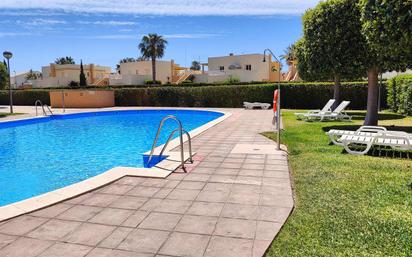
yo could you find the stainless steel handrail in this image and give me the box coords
[34,100,54,116]
[147,115,192,172]
[159,128,193,164]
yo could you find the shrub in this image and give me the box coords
[224,76,240,84]
[144,80,162,85]
[114,82,387,109]
[0,90,50,105]
[68,81,79,88]
[387,74,412,115]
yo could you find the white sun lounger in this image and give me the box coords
[243,102,271,110]
[339,130,412,155]
[302,101,352,121]
[326,126,387,146]
[295,99,335,120]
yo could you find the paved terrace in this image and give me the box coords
[0,107,293,257]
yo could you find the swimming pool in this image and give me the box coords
[0,109,223,207]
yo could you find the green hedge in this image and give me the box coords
[115,82,387,110]
[0,90,50,105]
[0,82,387,110]
[387,74,412,115]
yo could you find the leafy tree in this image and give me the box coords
[55,56,75,65]
[0,61,7,90]
[280,44,297,65]
[26,69,38,80]
[359,0,412,125]
[190,61,201,71]
[79,60,87,87]
[138,33,168,82]
[120,57,136,63]
[298,0,367,109]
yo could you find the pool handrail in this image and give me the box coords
[147,115,193,172]
[35,100,54,117]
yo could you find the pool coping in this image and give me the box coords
[0,108,231,221]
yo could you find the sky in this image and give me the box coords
[0,0,320,73]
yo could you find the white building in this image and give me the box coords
[109,60,192,85]
[194,53,281,83]
[10,71,41,88]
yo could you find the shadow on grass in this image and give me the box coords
[347,111,405,121]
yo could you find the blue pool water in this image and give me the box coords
[0,110,223,206]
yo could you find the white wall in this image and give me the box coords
[119,60,172,84]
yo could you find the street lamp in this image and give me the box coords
[263,49,281,150]
[3,51,13,114]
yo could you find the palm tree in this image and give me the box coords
[280,44,297,65]
[190,61,201,71]
[138,34,168,82]
[55,56,75,65]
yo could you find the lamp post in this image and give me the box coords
[263,49,281,150]
[3,51,13,114]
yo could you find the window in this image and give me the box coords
[245,64,252,71]
[219,66,225,71]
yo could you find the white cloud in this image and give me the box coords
[0,32,33,37]
[77,20,137,26]
[0,0,320,16]
[17,18,66,26]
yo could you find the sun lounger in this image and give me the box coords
[340,130,412,155]
[302,101,352,121]
[243,102,271,110]
[326,126,387,146]
[295,99,335,120]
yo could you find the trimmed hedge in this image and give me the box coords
[0,82,387,110]
[114,82,387,110]
[387,74,412,115]
[0,90,50,105]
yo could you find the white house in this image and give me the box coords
[10,71,41,88]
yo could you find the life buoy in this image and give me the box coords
[273,89,279,112]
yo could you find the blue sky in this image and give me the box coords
[0,1,320,72]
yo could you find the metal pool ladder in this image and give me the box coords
[35,100,54,116]
[147,115,193,172]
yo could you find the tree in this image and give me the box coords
[120,57,136,64]
[26,69,38,80]
[359,0,412,125]
[190,61,201,71]
[298,0,367,109]
[0,61,7,90]
[280,44,297,65]
[79,60,87,87]
[55,56,75,65]
[138,33,168,82]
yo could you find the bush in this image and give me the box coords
[144,80,162,85]
[224,76,240,84]
[387,74,412,115]
[0,90,50,105]
[114,82,387,109]
[68,81,80,88]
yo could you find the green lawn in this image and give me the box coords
[264,110,412,257]
[0,112,23,118]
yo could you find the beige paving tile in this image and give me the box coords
[110,196,148,210]
[81,193,120,207]
[98,227,133,249]
[86,247,153,257]
[126,186,160,198]
[121,210,149,227]
[258,206,291,223]
[204,236,253,257]
[98,184,134,195]
[37,242,92,257]
[196,190,230,203]
[158,232,210,257]
[57,205,102,221]
[183,173,210,182]
[186,202,224,217]
[0,215,48,236]
[0,233,17,249]
[255,221,282,240]
[152,188,173,199]
[27,219,81,240]
[0,237,53,257]
[138,212,182,231]
[89,208,134,225]
[64,223,116,246]
[252,240,271,257]
[221,204,259,220]
[227,191,260,205]
[118,229,169,254]
[167,189,200,201]
[114,177,147,186]
[30,203,73,218]
[176,181,206,190]
[154,199,192,214]
[175,215,217,235]
[214,218,256,239]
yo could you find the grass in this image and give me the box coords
[263,110,412,257]
[0,112,23,118]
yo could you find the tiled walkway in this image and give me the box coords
[0,108,293,257]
